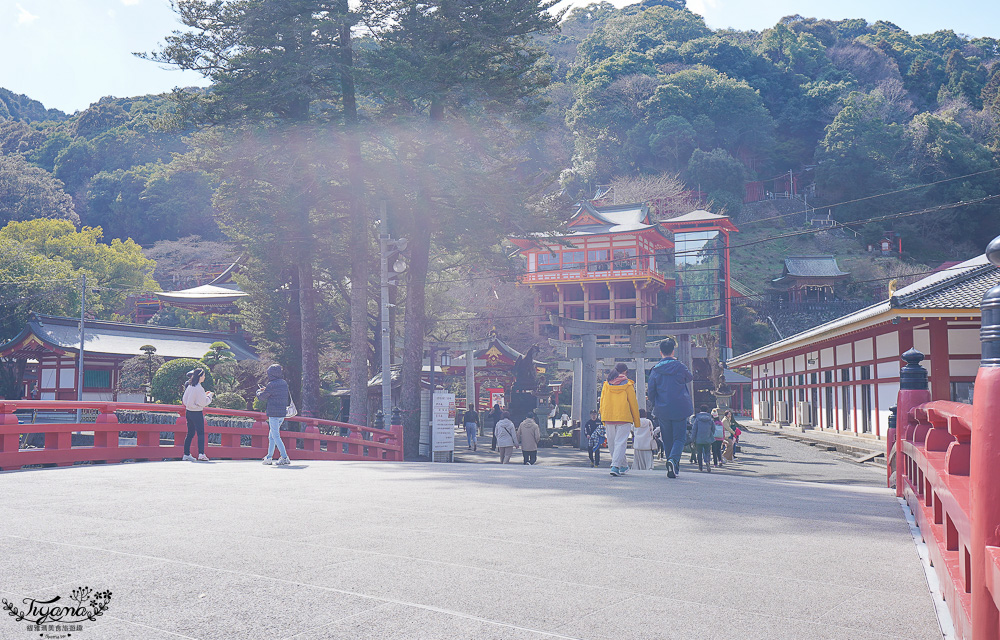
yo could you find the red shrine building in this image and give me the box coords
[509,203,738,352]
[509,202,673,342]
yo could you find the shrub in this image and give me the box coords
[212,391,248,410]
[151,358,215,404]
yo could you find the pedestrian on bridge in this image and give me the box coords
[494,411,518,464]
[599,363,641,477]
[257,364,292,466]
[646,337,694,479]
[517,417,540,465]
[181,368,213,462]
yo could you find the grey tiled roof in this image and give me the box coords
[7,314,257,361]
[781,256,849,278]
[895,264,1000,309]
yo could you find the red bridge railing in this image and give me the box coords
[0,400,402,470]
[893,350,1000,640]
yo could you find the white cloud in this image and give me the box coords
[121,0,140,5]
[16,3,39,25]
[108,8,117,18]
[686,0,719,18]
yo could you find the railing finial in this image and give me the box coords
[900,348,928,390]
[981,234,1000,367]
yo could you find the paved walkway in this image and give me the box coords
[0,428,943,639]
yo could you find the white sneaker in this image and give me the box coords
[197,454,210,461]
[262,457,273,465]
[276,457,291,466]
[182,454,196,462]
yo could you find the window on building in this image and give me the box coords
[537,252,559,272]
[824,371,834,429]
[612,248,636,269]
[587,250,609,272]
[563,251,585,269]
[841,368,851,432]
[860,365,872,434]
[951,382,974,405]
[83,369,111,389]
[798,375,805,402]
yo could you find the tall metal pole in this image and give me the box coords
[379,210,392,423]
[76,274,86,421]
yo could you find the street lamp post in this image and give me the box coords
[140,345,157,403]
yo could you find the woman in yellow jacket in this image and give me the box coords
[599,363,641,477]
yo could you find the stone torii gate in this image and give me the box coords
[549,315,723,449]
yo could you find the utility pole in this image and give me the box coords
[76,274,86,422]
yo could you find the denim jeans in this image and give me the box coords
[465,423,477,448]
[695,443,712,469]
[266,416,289,459]
[661,419,688,474]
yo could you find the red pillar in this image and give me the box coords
[928,318,950,400]
[971,242,1000,640]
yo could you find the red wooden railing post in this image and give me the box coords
[970,237,1000,640]
[895,349,931,497]
[0,402,20,462]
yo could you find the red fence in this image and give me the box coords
[0,400,402,470]
[896,386,1000,639]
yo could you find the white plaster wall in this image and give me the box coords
[948,329,980,355]
[878,383,898,429]
[82,392,114,401]
[854,338,874,362]
[914,329,931,357]
[950,359,980,378]
[784,357,793,374]
[41,369,56,388]
[877,361,898,379]
[794,355,805,372]
[774,360,783,375]
[41,392,55,400]
[876,332,900,359]
[58,369,75,389]
[116,392,145,403]
[820,348,834,368]
[836,344,852,366]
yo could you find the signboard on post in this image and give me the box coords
[431,391,456,462]
[486,388,506,409]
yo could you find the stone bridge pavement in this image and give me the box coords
[0,431,944,639]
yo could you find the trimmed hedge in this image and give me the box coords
[151,358,215,405]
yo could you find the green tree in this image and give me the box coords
[0,154,79,226]
[363,0,559,458]
[685,148,747,214]
[0,219,157,397]
[148,0,363,418]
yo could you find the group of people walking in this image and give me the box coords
[588,337,743,478]
[492,410,541,464]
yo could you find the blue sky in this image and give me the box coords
[2,0,998,115]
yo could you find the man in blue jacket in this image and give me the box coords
[646,337,693,479]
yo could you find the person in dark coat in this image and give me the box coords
[257,364,292,466]
[489,404,502,451]
[646,337,694,479]
[463,407,479,451]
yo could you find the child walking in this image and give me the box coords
[690,405,715,473]
[632,409,656,471]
